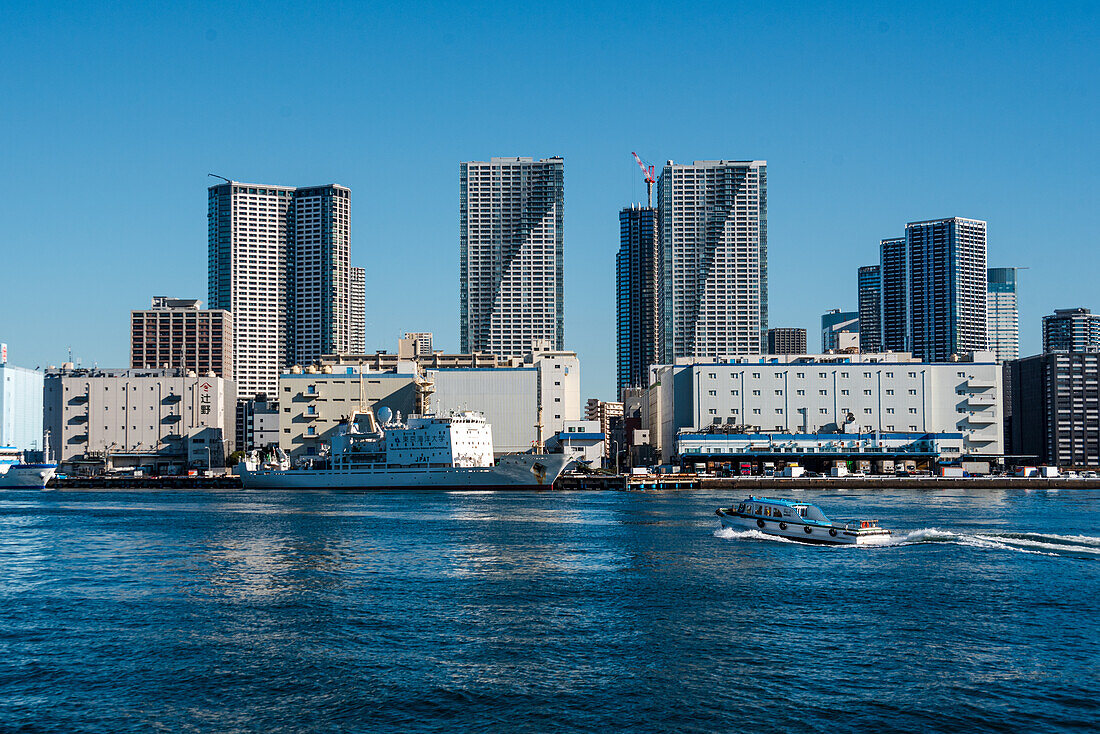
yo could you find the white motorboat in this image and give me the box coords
[716,496,892,545]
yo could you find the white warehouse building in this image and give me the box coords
[643,351,1003,462]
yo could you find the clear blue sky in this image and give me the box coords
[2,1,1097,400]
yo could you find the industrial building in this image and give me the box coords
[642,351,1003,463]
[130,297,233,380]
[459,157,565,358]
[0,347,44,452]
[279,345,581,458]
[43,367,235,474]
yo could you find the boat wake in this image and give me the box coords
[714,524,1100,559]
[901,528,1100,559]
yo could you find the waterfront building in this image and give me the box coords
[208,181,357,400]
[986,268,1020,362]
[1008,352,1099,467]
[130,297,233,380]
[43,367,234,473]
[880,218,988,361]
[657,160,767,362]
[459,157,565,357]
[616,205,659,395]
[545,420,606,465]
[281,344,581,457]
[402,332,434,356]
[1042,308,1100,353]
[585,398,624,465]
[642,351,1003,462]
[821,309,859,352]
[766,328,807,355]
[879,237,908,352]
[0,349,44,452]
[857,265,882,352]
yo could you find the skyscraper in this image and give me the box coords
[986,267,1020,362]
[290,185,353,366]
[208,181,357,399]
[459,157,565,357]
[657,160,767,362]
[350,267,366,354]
[879,237,908,352]
[1042,308,1100,352]
[857,265,882,352]
[880,219,988,361]
[616,205,658,395]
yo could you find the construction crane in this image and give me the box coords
[631,152,656,207]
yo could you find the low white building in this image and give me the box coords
[546,420,605,465]
[644,351,1002,462]
[43,367,235,473]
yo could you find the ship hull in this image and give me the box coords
[236,454,573,490]
[0,464,58,489]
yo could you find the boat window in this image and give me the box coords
[737,503,745,512]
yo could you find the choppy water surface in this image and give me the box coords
[0,488,1096,733]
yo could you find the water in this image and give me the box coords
[1,488,1097,733]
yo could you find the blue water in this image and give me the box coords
[0,488,1097,733]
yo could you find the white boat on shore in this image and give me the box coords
[236,409,573,490]
[716,496,892,545]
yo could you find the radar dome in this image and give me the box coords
[376,406,393,423]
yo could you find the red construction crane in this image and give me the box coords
[631,151,656,207]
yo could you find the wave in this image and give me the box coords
[713,526,800,544]
[715,524,1099,559]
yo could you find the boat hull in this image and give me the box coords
[236,453,573,490]
[716,510,891,545]
[0,464,57,489]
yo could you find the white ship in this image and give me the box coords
[235,408,573,490]
[0,445,57,489]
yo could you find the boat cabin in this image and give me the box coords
[736,497,832,524]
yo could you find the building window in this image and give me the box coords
[908,389,917,395]
[731,390,739,396]
[841,389,849,395]
[885,389,894,395]
[863,372,871,378]
[863,408,872,414]
[796,390,805,396]
[796,372,804,378]
[886,408,894,414]
[908,372,916,378]
[708,372,716,378]
[708,390,716,396]
[863,390,871,395]
[752,409,761,415]
[909,408,917,414]
[752,390,761,396]
[819,408,828,414]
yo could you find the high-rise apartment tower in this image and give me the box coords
[459,157,565,357]
[857,265,882,352]
[616,205,659,394]
[1042,308,1100,352]
[130,297,233,380]
[657,160,767,361]
[208,181,357,399]
[880,218,988,361]
[986,267,1020,362]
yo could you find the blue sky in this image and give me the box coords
[2,1,1097,400]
